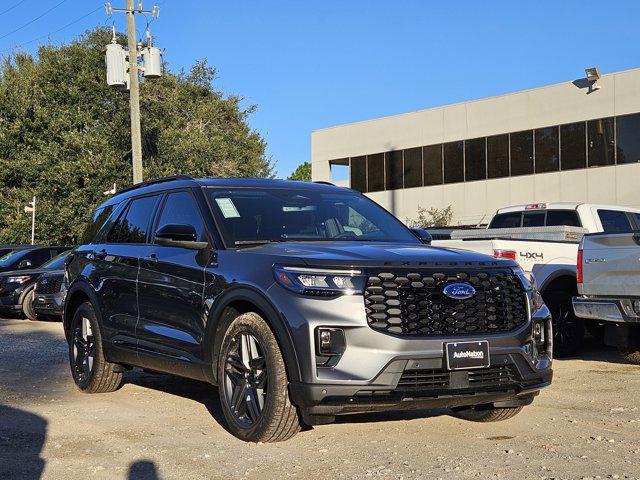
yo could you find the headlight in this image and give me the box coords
[273,265,366,297]
[511,266,533,290]
[7,275,32,284]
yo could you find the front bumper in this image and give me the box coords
[32,292,65,317]
[0,291,21,311]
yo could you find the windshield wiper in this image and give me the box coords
[234,239,276,247]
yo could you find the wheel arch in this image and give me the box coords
[203,286,301,386]
[63,281,102,340]
[538,270,577,296]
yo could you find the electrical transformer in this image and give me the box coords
[141,46,163,78]
[105,43,128,88]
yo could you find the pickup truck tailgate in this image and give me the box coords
[580,232,640,296]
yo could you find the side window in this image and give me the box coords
[598,209,632,233]
[546,210,581,227]
[107,195,159,244]
[522,211,545,227]
[82,204,115,244]
[25,249,52,267]
[489,212,521,229]
[155,191,205,242]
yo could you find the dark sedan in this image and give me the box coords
[0,250,72,320]
[0,245,71,274]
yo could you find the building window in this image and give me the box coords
[616,113,640,164]
[510,130,534,176]
[535,126,559,173]
[350,156,367,193]
[487,134,509,179]
[384,150,403,190]
[367,153,385,192]
[329,158,350,183]
[560,122,586,170]
[403,147,422,188]
[443,141,463,184]
[423,144,443,186]
[588,117,615,167]
[464,137,486,181]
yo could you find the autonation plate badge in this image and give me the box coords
[445,341,490,370]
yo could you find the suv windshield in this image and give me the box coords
[0,250,25,267]
[41,251,71,270]
[207,187,420,246]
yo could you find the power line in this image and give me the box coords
[13,5,103,49]
[0,0,68,41]
[0,0,29,17]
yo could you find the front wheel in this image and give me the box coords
[543,290,584,357]
[22,289,37,321]
[454,406,523,422]
[217,312,301,442]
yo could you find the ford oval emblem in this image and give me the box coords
[443,283,476,300]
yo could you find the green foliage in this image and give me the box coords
[407,205,454,228]
[0,28,273,244]
[287,161,311,182]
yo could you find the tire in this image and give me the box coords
[618,348,640,365]
[217,312,301,442]
[543,290,584,357]
[21,289,37,321]
[68,302,123,393]
[455,406,523,422]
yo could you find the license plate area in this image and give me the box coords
[445,341,490,370]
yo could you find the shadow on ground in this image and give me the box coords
[0,405,47,480]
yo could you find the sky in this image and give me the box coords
[1,0,639,178]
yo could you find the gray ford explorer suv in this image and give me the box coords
[63,176,553,442]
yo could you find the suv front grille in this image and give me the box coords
[364,269,527,337]
[396,365,516,393]
[35,274,63,294]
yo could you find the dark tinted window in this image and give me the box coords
[489,212,521,228]
[384,150,403,190]
[560,122,586,170]
[522,211,545,227]
[367,153,385,192]
[41,251,72,270]
[616,113,640,164]
[24,248,53,266]
[443,141,463,184]
[588,117,615,167]
[82,204,115,244]
[423,144,443,186]
[510,130,534,176]
[156,191,205,242]
[546,210,581,227]
[350,156,367,193]
[108,195,159,244]
[535,126,559,173]
[598,209,631,232]
[464,137,486,181]
[403,147,422,188]
[487,134,509,179]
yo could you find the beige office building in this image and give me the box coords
[311,68,640,225]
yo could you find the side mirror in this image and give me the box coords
[410,227,432,245]
[155,224,208,250]
[18,259,33,269]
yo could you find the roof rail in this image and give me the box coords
[313,181,335,186]
[115,175,194,196]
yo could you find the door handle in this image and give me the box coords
[145,253,158,262]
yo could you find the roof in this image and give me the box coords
[104,176,349,206]
[496,202,640,214]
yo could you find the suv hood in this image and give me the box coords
[241,241,515,269]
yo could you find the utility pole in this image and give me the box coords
[105,2,161,185]
[126,0,143,184]
[24,196,36,245]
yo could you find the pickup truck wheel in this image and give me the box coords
[217,312,301,442]
[454,406,523,422]
[543,290,584,357]
[618,348,640,365]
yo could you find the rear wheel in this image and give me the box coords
[21,289,37,321]
[455,406,523,422]
[68,302,123,393]
[543,290,584,357]
[217,312,301,442]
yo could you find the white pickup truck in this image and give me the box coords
[573,231,640,364]
[432,202,640,356]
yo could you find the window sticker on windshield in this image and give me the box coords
[215,198,240,218]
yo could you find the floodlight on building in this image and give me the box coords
[585,67,602,90]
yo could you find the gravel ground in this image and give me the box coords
[1,317,639,480]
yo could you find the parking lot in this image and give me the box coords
[1,317,639,480]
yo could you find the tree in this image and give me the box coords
[287,161,311,182]
[0,28,273,245]
[407,205,454,228]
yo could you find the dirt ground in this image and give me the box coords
[1,317,639,480]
